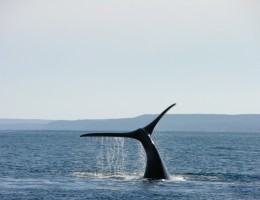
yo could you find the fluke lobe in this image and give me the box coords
[80,103,176,180]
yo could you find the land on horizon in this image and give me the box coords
[1,114,260,132]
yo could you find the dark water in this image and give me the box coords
[0,130,259,200]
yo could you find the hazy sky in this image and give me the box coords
[1,0,260,119]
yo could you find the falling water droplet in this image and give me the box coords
[96,137,125,175]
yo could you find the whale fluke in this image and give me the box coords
[142,103,176,135]
[80,103,176,179]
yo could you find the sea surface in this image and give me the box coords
[0,130,259,200]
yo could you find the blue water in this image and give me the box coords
[0,130,259,200]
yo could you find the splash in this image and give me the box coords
[171,175,186,181]
[81,137,146,179]
[96,137,125,174]
[136,141,146,173]
[73,172,187,182]
[73,171,142,180]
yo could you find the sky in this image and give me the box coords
[0,0,260,120]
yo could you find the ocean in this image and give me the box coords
[0,130,259,200]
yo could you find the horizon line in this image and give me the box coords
[1,113,260,121]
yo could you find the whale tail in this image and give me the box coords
[80,103,176,138]
[80,103,176,179]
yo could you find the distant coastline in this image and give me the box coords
[1,114,260,132]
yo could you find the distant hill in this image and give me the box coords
[0,114,260,132]
[0,119,53,130]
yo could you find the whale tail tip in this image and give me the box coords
[143,103,176,135]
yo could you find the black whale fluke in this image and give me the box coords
[80,103,176,179]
